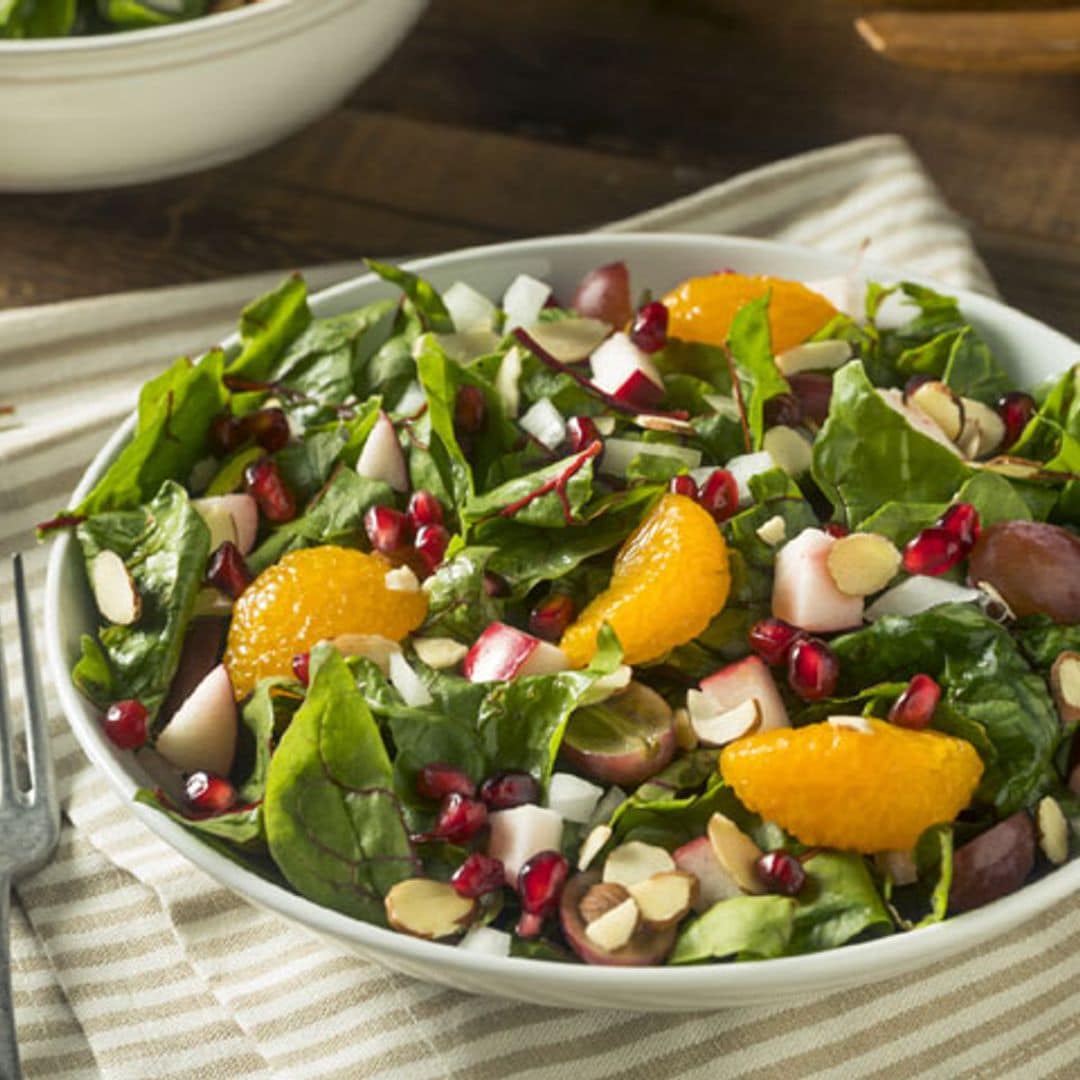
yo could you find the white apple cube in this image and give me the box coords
[356,409,408,492]
[772,528,864,633]
[462,622,569,683]
[697,655,789,732]
[154,664,237,777]
[487,804,564,884]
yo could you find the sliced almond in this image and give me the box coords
[1036,797,1070,866]
[385,878,477,939]
[602,841,676,888]
[578,824,613,872]
[975,580,1016,623]
[828,715,875,734]
[413,637,469,669]
[578,880,630,923]
[958,398,1006,460]
[908,380,965,442]
[673,706,698,752]
[1050,652,1080,727]
[584,896,641,952]
[979,456,1044,481]
[826,532,902,597]
[763,425,813,477]
[956,421,983,460]
[755,514,787,547]
[775,339,852,377]
[627,871,699,929]
[525,316,610,363]
[707,813,765,895]
[689,697,761,748]
[90,550,141,626]
[332,633,400,675]
[635,414,696,436]
[875,850,918,887]
[384,565,421,592]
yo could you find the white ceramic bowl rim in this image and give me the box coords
[45,232,1080,998]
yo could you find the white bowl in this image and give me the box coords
[0,0,427,192]
[44,233,1080,1011]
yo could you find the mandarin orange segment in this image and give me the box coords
[719,718,983,853]
[559,493,730,668]
[662,273,838,354]
[224,545,427,699]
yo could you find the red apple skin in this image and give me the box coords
[160,618,228,723]
[463,622,539,683]
[673,835,743,912]
[609,369,665,411]
[571,263,633,329]
[559,871,677,966]
[949,812,1036,914]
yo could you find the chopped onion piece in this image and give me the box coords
[601,438,702,477]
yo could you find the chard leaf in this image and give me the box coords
[888,825,953,930]
[264,645,419,923]
[420,546,505,642]
[135,789,266,850]
[941,327,1011,404]
[274,428,350,502]
[671,895,797,964]
[364,260,453,334]
[726,295,789,449]
[226,275,312,382]
[234,679,303,804]
[1014,617,1080,673]
[788,852,893,953]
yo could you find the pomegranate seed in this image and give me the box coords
[566,416,600,453]
[764,393,802,428]
[364,504,412,554]
[668,474,698,499]
[244,458,296,523]
[756,851,807,896]
[209,411,244,455]
[407,490,444,529]
[937,503,981,549]
[416,763,476,801]
[528,594,576,641]
[414,523,451,574]
[205,541,251,599]
[430,793,488,843]
[903,374,935,400]
[241,407,290,452]
[824,522,850,539]
[698,468,739,523]
[629,300,669,354]
[479,771,540,811]
[788,373,833,427]
[103,699,148,750]
[454,385,487,435]
[451,853,506,898]
[748,617,806,666]
[996,391,1036,448]
[902,527,966,576]
[515,910,545,938]
[787,637,840,701]
[183,771,237,816]
[292,652,310,687]
[483,571,509,598]
[517,850,569,916]
[888,673,941,731]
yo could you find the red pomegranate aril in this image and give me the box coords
[241,407,290,452]
[454,385,487,435]
[903,527,966,576]
[937,503,981,549]
[824,522,850,539]
[528,594,576,642]
[888,673,941,731]
[630,301,669,354]
[416,763,476,801]
[756,851,807,897]
[428,793,488,843]
[997,391,1036,449]
[515,911,545,939]
[292,652,310,687]
[763,393,802,429]
[183,771,237,816]
[668,474,698,499]
[698,468,739,523]
[103,699,148,750]
[451,853,506,899]
[205,541,251,599]
[364,504,412,554]
[244,458,296,523]
[787,637,840,701]
[414,523,451,574]
[566,416,600,454]
[209,411,244,456]
[748,617,806,667]
[479,771,540,811]
[788,373,833,427]
[407,490,444,529]
[518,850,569,916]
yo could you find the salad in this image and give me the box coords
[44,256,1080,967]
[1,0,254,38]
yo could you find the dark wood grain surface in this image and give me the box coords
[1,0,1077,336]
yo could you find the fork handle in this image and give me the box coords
[0,875,22,1080]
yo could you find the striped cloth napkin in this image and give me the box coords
[2,134,1076,1079]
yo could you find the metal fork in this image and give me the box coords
[0,555,61,1080]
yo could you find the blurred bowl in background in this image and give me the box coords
[0,0,428,192]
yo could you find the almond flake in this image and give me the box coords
[1036,797,1070,866]
[755,515,787,547]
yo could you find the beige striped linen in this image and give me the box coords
[1,134,1076,1079]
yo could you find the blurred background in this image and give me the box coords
[0,0,1076,335]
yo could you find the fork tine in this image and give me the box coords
[0,590,16,805]
[13,555,55,812]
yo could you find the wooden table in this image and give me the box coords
[1,0,1077,337]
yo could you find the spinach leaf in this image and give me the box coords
[1,0,78,35]
[788,852,893,953]
[72,634,113,708]
[671,895,796,964]
[726,295,789,449]
[135,789,266,851]
[264,645,419,924]
[364,260,453,334]
[274,429,350,503]
[941,328,1011,404]
[887,825,953,930]
[226,275,312,382]
[75,481,210,724]
[234,679,303,804]
[421,546,505,642]
[1014,617,1080,672]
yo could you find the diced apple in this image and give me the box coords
[698,655,789,732]
[519,397,567,450]
[443,280,498,332]
[877,388,964,457]
[458,925,512,957]
[90,550,141,626]
[154,664,237,777]
[502,273,552,332]
[865,575,981,621]
[193,493,259,555]
[192,498,238,551]
[160,618,228,723]
[463,622,569,683]
[717,451,775,506]
[487,804,564,884]
[772,528,865,633]
[672,835,743,912]
[494,345,523,417]
[590,333,665,410]
[546,772,604,824]
[356,410,408,492]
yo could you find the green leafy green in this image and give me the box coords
[726,295,789,448]
[788,853,893,953]
[226,275,311,382]
[420,547,505,642]
[671,895,797,964]
[463,449,597,528]
[135,789,265,850]
[364,260,453,334]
